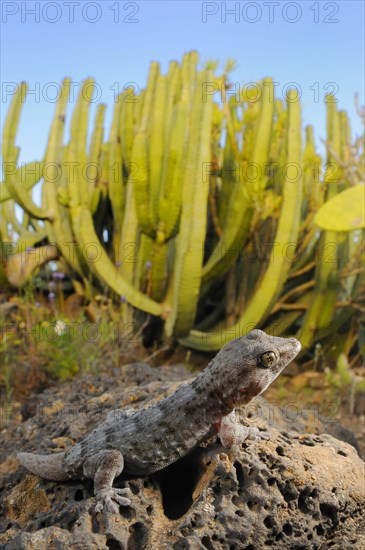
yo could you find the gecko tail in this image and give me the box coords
[17,451,72,481]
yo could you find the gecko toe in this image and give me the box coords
[95,488,132,514]
[95,501,104,513]
[114,487,132,497]
[114,495,132,506]
[104,497,120,514]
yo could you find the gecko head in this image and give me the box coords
[209,329,301,408]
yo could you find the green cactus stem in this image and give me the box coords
[182,88,302,350]
[76,207,163,316]
[88,104,106,213]
[41,78,85,278]
[3,83,51,220]
[5,244,58,287]
[202,78,275,286]
[165,67,214,337]
[299,97,341,350]
[108,94,124,258]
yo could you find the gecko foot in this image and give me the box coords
[95,487,132,514]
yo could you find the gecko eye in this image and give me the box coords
[258,351,277,368]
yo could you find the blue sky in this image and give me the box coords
[1,0,364,166]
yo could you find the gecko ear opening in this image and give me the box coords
[258,351,277,369]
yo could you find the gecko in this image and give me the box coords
[17,329,301,514]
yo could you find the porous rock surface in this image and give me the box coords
[1,363,364,549]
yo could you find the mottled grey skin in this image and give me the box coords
[18,330,301,514]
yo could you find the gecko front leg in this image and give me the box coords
[218,410,269,453]
[83,450,132,513]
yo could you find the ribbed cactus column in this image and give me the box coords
[299,97,341,349]
[202,78,275,285]
[132,52,202,302]
[117,89,142,321]
[164,66,214,337]
[182,88,303,350]
[66,80,163,316]
[117,85,140,278]
[108,95,124,261]
[41,78,87,278]
[1,160,44,204]
[3,83,51,221]
[88,104,106,214]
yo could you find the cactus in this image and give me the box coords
[2,83,50,221]
[299,97,341,350]
[41,78,87,279]
[164,67,214,336]
[131,52,210,302]
[63,80,164,316]
[1,161,45,204]
[108,94,124,258]
[202,78,275,286]
[1,53,362,359]
[88,104,106,214]
[181,88,303,349]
